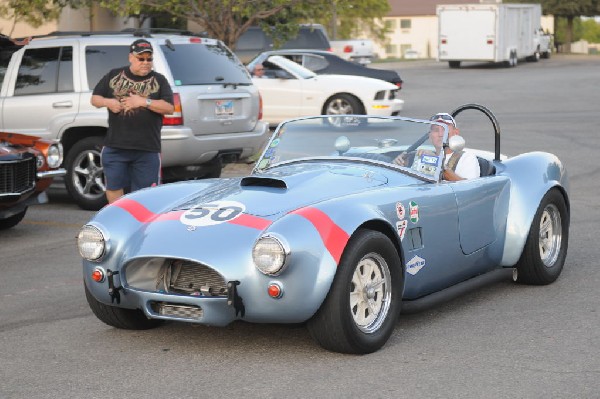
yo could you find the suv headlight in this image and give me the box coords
[77,225,106,261]
[47,143,64,169]
[252,234,289,275]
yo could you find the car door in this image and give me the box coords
[252,73,304,123]
[1,43,78,140]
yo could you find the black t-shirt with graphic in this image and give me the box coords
[93,66,174,152]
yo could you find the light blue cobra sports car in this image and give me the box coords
[78,104,569,354]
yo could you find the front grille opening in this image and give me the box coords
[0,156,36,195]
[151,302,204,320]
[126,258,228,297]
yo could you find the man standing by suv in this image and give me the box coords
[91,39,174,204]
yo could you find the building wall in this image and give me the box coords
[1,5,136,39]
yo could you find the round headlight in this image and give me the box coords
[47,143,64,169]
[77,225,106,261]
[252,235,288,275]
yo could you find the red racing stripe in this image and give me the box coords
[229,213,272,230]
[291,207,349,264]
[112,198,155,223]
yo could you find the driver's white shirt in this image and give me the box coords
[412,150,480,179]
[445,151,480,179]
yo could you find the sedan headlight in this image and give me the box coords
[252,235,288,276]
[77,225,106,261]
[46,143,64,169]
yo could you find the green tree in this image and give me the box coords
[98,0,390,49]
[581,17,600,42]
[0,0,64,36]
[99,0,326,49]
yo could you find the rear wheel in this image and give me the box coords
[513,189,569,285]
[85,283,163,330]
[308,229,402,354]
[0,208,27,230]
[449,61,461,68]
[64,136,107,210]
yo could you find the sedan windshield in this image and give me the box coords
[254,116,449,181]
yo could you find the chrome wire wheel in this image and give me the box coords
[350,252,392,334]
[539,203,562,267]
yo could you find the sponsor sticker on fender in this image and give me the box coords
[409,201,419,223]
[181,201,245,228]
[395,202,405,219]
[406,255,425,275]
[396,220,407,241]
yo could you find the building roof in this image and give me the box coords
[387,0,478,17]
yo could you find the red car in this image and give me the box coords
[0,132,65,229]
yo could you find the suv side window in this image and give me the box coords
[86,45,129,89]
[15,47,73,95]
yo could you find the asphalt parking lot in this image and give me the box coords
[1,54,599,398]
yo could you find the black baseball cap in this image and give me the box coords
[130,39,153,54]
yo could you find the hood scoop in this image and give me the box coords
[240,176,287,189]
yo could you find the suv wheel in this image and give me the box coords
[64,136,107,211]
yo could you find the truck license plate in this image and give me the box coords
[215,100,234,116]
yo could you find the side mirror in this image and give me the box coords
[335,136,351,154]
[449,135,465,152]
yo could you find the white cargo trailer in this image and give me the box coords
[437,2,546,68]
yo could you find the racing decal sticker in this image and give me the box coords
[396,220,407,241]
[409,201,419,223]
[111,198,271,230]
[395,202,405,220]
[291,207,350,264]
[181,201,246,227]
[406,255,425,276]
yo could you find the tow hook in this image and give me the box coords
[227,281,245,318]
[107,269,123,304]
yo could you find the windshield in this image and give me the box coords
[267,55,316,79]
[254,116,449,181]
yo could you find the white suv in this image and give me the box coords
[0,31,269,210]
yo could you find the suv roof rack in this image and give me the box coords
[31,28,208,40]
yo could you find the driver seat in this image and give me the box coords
[477,157,496,177]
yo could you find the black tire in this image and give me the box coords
[541,51,551,59]
[0,208,27,230]
[307,229,402,354]
[84,282,163,330]
[513,189,569,285]
[64,136,107,211]
[323,94,365,116]
[448,61,461,69]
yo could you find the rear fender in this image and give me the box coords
[498,152,569,266]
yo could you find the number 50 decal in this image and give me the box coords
[181,201,245,227]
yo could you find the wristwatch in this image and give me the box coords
[145,98,152,108]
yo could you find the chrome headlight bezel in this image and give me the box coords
[46,143,64,169]
[252,234,290,276]
[77,224,107,261]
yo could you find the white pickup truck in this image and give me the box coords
[330,39,374,64]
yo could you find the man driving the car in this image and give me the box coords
[394,113,480,181]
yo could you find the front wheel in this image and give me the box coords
[0,208,27,230]
[308,229,402,354]
[323,94,364,116]
[85,283,163,330]
[64,136,107,210]
[513,189,569,285]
